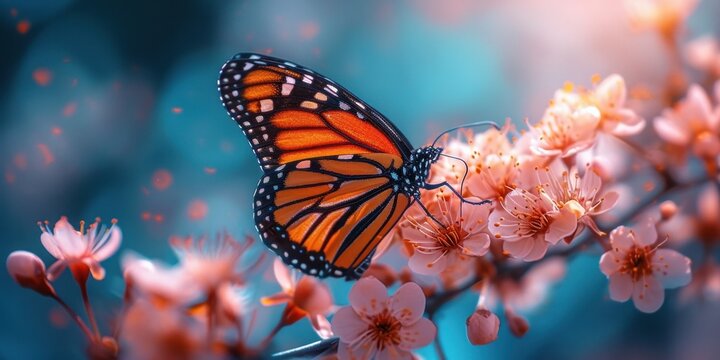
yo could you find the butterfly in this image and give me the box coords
[218,53,488,280]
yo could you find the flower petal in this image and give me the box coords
[408,251,446,275]
[41,233,63,259]
[599,251,621,276]
[461,234,491,256]
[609,226,634,250]
[632,219,658,246]
[503,237,534,259]
[524,238,550,261]
[349,277,388,316]
[653,116,690,145]
[608,273,633,302]
[376,346,413,360]
[92,226,122,261]
[86,259,106,280]
[653,249,692,288]
[390,282,426,326]
[592,191,619,215]
[632,275,665,313]
[546,207,577,244]
[273,258,295,293]
[331,306,367,343]
[398,317,436,351]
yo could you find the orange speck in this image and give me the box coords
[37,143,54,165]
[51,126,63,136]
[299,21,319,40]
[643,181,655,192]
[13,153,27,169]
[62,102,77,117]
[49,307,69,328]
[261,48,273,55]
[151,169,173,190]
[563,81,574,92]
[32,68,52,86]
[203,167,217,175]
[153,214,165,223]
[187,199,208,220]
[16,20,30,34]
[171,107,183,114]
[141,212,152,221]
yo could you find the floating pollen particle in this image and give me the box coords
[151,169,173,190]
[187,199,209,220]
[32,68,53,86]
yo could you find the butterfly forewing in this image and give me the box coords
[253,153,411,279]
[218,53,413,170]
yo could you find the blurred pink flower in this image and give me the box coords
[466,308,499,345]
[121,299,209,360]
[170,233,251,293]
[654,84,720,160]
[39,217,121,282]
[591,75,645,136]
[530,162,619,238]
[402,193,491,275]
[497,257,567,311]
[599,221,692,313]
[625,0,698,39]
[686,36,720,76]
[261,259,333,336]
[122,252,199,305]
[331,277,436,360]
[6,250,56,296]
[529,101,601,158]
[489,189,577,261]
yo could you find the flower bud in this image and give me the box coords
[659,201,678,220]
[466,308,500,345]
[6,251,56,296]
[505,308,529,338]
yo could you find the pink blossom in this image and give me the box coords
[331,277,436,360]
[528,162,619,238]
[654,84,720,160]
[686,36,720,76]
[261,259,334,336]
[401,192,491,275]
[496,257,567,311]
[489,189,577,261]
[6,250,56,296]
[591,75,645,136]
[625,0,698,39]
[599,221,692,313]
[466,308,499,345]
[39,217,121,282]
[529,101,601,158]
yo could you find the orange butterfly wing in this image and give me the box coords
[254,153,411,279]
[218,53,413,170]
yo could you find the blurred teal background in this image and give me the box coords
[2,0,719,359]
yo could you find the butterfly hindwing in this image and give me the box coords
[253,153,412,279]
[218,53,413,170]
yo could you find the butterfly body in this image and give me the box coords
[218,53,442,279]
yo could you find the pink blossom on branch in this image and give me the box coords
[331,277,436,360]
[489,188,577,261]
[599,220,692,313]
[401,192,491,275]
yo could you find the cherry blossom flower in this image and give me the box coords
[590,75,646,136]
[170,233,252,293]
[39,216,121,282]
[261,259,333,336]
[122,252,199,305]
[495,257,567,312]
[489,189,577,261]
[624,0,698,40]
[331,277,436,360]
[466,308,499,345]
[529,100,601,158]
[401,192,491,275]
[654,84,720,161]
[6,250,56,296]
[528,162,619,238]
[599,220,692,313]
[686,36,720,76]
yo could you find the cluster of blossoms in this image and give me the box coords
[6,1,719,358]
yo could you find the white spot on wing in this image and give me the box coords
[301,101,318,109]
[260,99,274,112]
[282,83,294,96]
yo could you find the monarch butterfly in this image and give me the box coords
[218,53,490,280]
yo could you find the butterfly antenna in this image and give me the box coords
[439,153,472,218]
[431,121,500,148]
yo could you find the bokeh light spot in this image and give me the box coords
[187,199,209,221]
[151,169,173,190]
[32,68,53,86]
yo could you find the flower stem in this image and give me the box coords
[50,293,95,341]
[78,281,101,340]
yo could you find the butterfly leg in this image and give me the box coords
[423,181,492,206]
[412,193,446,226]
